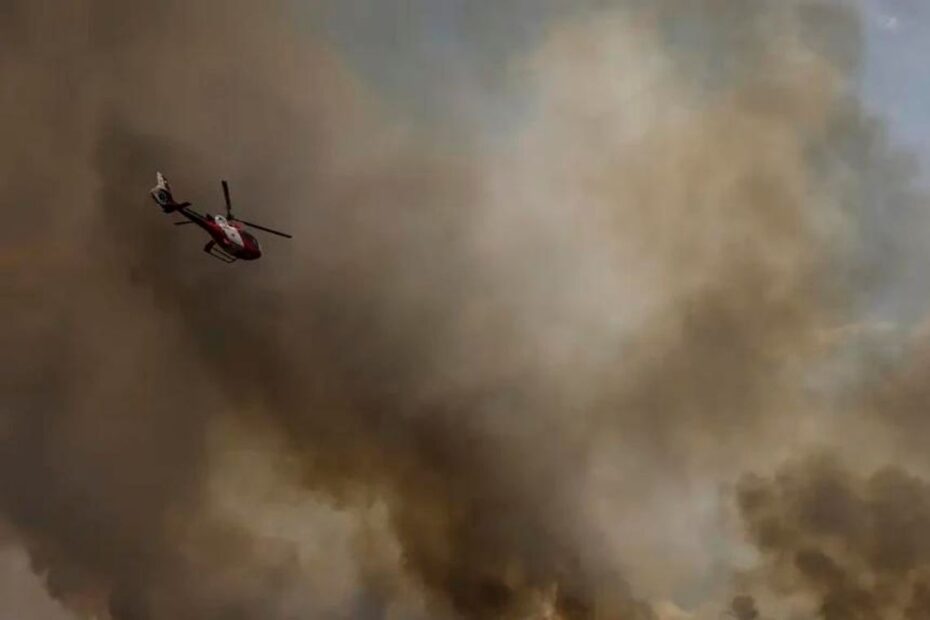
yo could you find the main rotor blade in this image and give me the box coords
[221,180,232,218]
[173,220,195,226]
[238,219,293,238]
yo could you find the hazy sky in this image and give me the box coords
[859,0,930,183]
[306,0,930,180]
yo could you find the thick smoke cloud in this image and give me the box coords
[3,1,928,619]
[738,455,930,620]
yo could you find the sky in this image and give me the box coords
[859,0,930,185]
[309,0,930,183]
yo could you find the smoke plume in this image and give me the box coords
[3,1,928,619]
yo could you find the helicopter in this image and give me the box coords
[149,172,291,263]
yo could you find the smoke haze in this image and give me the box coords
[3,1,930,619]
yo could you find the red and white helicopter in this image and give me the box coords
[150,172,291,263]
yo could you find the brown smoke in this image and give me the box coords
[737,455,930,620]
[2,1,924,619]
[729,595,760,620]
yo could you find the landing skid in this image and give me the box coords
[204,241,237,263]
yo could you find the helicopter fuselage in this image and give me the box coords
[184,210,262,260]
[157,198,263,260]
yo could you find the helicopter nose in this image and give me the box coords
[243,237,262,260]
[250,237,262,259]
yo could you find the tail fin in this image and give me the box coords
[150,172,186,212]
